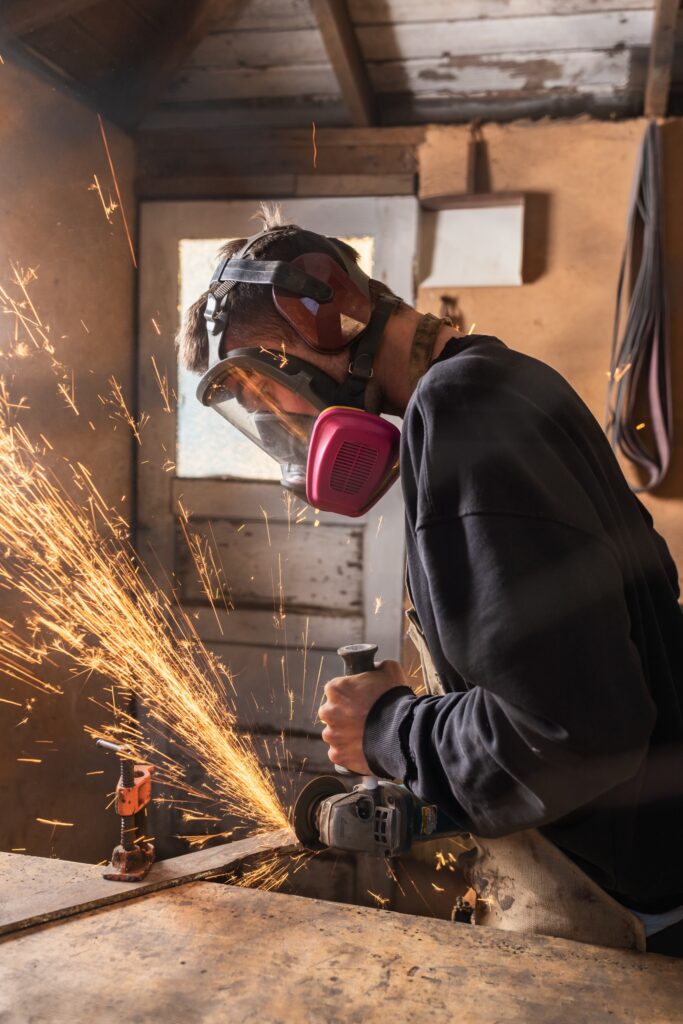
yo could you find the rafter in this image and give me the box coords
[644,0,681,117]
[107,0,234,130]
[0,0,99,37]
[310,0,375,127]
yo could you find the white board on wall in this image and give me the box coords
[419,196,525,288]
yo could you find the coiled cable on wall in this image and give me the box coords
[605,121,672,492]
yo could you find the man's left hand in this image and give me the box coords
[318,660,412,774]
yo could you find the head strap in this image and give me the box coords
[203,228,366,366]
[344,294,400,410]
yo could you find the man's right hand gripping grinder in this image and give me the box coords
[293,643,461,857]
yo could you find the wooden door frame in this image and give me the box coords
[137,196,419,659]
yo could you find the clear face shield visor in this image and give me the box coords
[197,347,401,517]
[197,349,331,498]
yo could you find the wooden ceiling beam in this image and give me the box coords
[644,0,681,117]
[106,0,234,130]
[310,0,375,127]
[0,0,99,37]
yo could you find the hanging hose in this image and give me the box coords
[605,121,672,492]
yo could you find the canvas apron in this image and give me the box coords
[405,608,645,951]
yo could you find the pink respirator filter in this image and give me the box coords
[306,407,401,517]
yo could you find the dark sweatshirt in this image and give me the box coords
[364,335,683,911]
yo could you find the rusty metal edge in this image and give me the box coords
[0,828,298,939]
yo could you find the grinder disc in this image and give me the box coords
[293,775,347,849]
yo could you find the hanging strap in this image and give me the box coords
[605,121,672,492]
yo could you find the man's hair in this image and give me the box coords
[177,203,402,373]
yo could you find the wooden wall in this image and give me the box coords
[136,125,421,199]
[0,54,136,862]
[417,118,683,580]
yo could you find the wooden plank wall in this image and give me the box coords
[135,125,421,199]
[165,475,382,853]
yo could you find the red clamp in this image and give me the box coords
[114,764,154,817]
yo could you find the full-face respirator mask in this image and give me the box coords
[197,228,443,517]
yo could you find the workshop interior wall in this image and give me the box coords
[0,55,136,862]
[1,86,682,868]
[417,119,683,583]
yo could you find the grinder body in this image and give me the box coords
[294,643,461,856]
[314,779,459,857]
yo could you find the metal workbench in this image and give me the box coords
[0,837,681,1023]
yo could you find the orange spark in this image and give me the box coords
[177,830,234,849]
[57,372,79,416]
[17,758,42,763]
[150,355,173,413]
[177,500,231,631]
[312,121,317,169]
[99,376,147,442]
[0,395,288,835]
[36,818,74,827]
[88,174,118,223]
[234,852,293,893]
[261,506,271,547]
[97,113,137,268]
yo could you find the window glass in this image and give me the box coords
[176,235,375,478]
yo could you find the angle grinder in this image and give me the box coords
[293,643,461,857]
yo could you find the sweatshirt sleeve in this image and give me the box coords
[363,513,657,837]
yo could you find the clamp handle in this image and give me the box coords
[334,643,379,787]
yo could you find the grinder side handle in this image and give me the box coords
[334,643,379,789]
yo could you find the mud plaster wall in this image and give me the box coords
[417,118,683,584]
[0,55,136,862]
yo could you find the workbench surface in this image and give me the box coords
[1,874,681,1024]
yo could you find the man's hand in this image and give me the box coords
[318,660,412,774]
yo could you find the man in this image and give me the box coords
[178,209,683,955]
